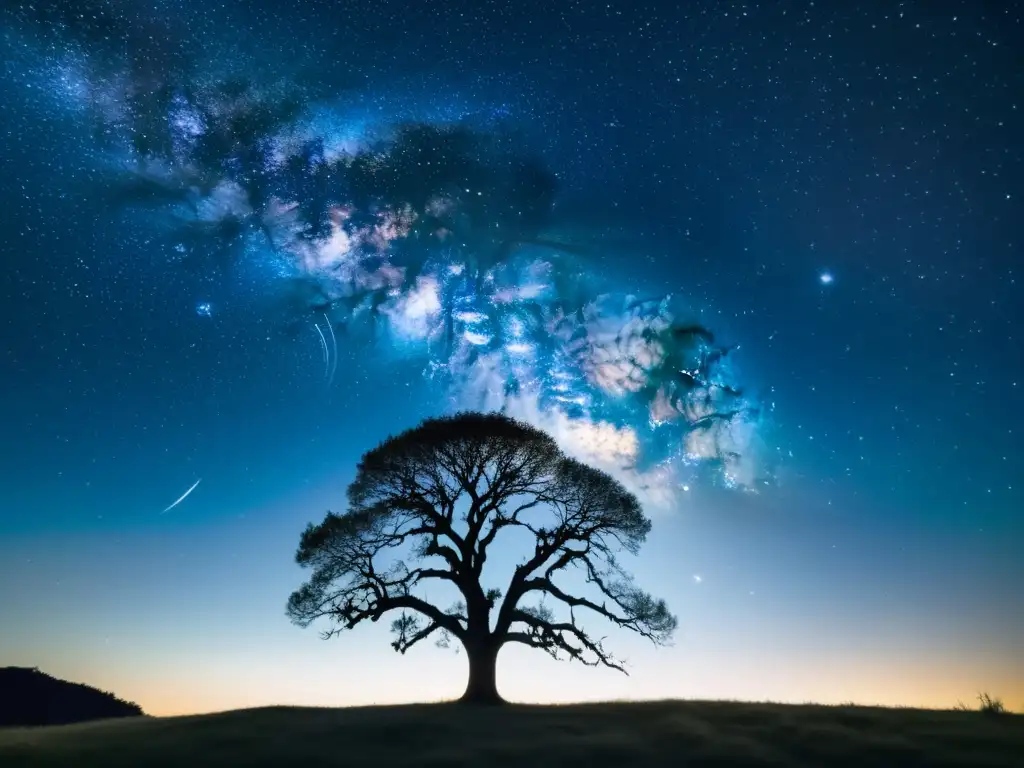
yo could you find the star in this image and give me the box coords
[819,272,834,285]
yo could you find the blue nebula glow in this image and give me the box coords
[61,78,769,505]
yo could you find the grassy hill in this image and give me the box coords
[0,699,1020,767]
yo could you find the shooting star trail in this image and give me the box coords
[314,322,329,376]
[323,312,338,388]
[161,478,202,514]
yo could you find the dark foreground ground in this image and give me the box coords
[0,699,1021,768]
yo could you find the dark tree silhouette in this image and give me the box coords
[286,412,677,704]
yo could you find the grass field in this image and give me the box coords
[0,699,1021,767]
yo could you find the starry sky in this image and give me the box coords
[1,0,1022,716]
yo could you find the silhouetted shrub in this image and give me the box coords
[977,693,1007,716]
[953,692,1009,716]
[0,667,144,727]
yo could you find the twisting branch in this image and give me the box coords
[505,607,625,672]
[391,613,453,653]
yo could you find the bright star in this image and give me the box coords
[819,272,834,285]
[196,302,212,317]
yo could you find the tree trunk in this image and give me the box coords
[459,638,503,705]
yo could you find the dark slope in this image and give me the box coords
[0,699,1020,767]
[0,667,144,727]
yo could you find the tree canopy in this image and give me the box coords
[286,411,676,703]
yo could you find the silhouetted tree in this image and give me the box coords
[286,412,676,704]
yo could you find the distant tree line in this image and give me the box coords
[0,667,144,727]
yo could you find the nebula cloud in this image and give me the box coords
[13,10,771,506]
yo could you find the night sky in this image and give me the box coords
[1,0,1022,715]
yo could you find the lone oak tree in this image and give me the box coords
[286,411,677,704]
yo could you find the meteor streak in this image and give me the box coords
[161,478,202,514]
[314,322,329,375]
[323,313,338,389]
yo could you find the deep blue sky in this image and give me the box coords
[1,0,1022,714]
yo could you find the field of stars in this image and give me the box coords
[0,0,1020,714]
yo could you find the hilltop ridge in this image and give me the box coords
[0,667,144,727]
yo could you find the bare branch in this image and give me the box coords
[516,570,676,645]
[505,608,626,673]
[391,612,448,653]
